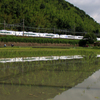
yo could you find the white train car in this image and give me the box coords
[53,34,59,38]
[75,36,83,40]
[0,30,7,35]
[60,35,83,40]
[23,32,39,37]
[97,38,100,41]
[39,33,45,37]
[43,33,59,38]
[0,30,23,36]
[23,32,30,36]
[60,35,75,39]
[15,31,23,36]
[40,33,48,38]
[67,35,75,39]
[59,35,68,39]
[43,33,53,38]
[8,31,15,35]
[0,30,14,35]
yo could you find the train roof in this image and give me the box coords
[0,30,7,32]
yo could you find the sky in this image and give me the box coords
[66,0,100,23]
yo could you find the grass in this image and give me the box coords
[0,46,100,58]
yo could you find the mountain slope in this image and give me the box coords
[0,0,100,33]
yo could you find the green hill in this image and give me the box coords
[0,0,100,34]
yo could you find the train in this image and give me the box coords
[0,29,100,41]
[0,30,84,40]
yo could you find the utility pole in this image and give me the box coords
[38,27,40,33]
[54,26,55,34]
[74,24,75,35]
[23,19,24,36]
[4,20,5,30]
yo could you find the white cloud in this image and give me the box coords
[66,0,100,23]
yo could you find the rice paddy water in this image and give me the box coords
[0,47,100,100]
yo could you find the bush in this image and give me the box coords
[83,32,97,44]
[79,32,97,46]
[0,35,80,45]
[79,39,87,46]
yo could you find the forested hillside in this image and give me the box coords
[0,0,100,34]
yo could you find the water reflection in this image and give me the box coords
[0,55,83,63]
[53,69,100,100]
[0,54,100,100]
[1,54,98,63]
[1,54,100,63]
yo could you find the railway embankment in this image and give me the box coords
[0,42,78,47]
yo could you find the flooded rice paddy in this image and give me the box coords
[53,69,100,100]
[0,54,100,100]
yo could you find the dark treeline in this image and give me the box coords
[0,0,100,34]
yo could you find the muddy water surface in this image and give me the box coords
[0,55,100,100]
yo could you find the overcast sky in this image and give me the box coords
[66,0,100,23]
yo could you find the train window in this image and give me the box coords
[46,35,54,36]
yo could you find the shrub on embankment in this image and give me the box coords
[79,33,97,46]
[0,35,79,45]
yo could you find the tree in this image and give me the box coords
[0,0,100,32]
[83,32,97,44]
[79,32,97,46]
[40,3,45,9]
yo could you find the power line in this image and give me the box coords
[0,22,87,35]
